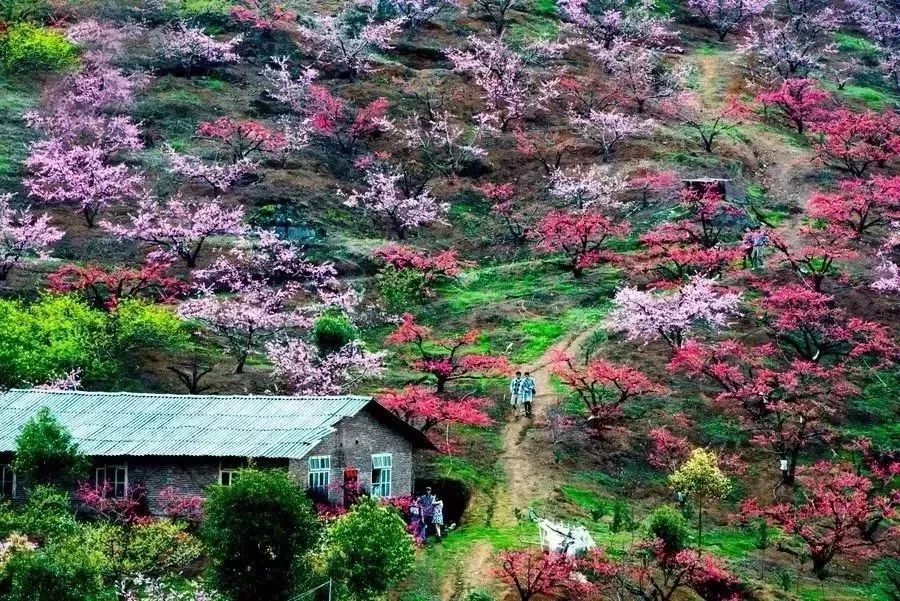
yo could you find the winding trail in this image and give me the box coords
[441,326,603,599]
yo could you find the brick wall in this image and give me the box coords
[289,407,415,504]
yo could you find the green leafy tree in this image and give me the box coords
[647,505,691,554]
[0,485,78,542]
[326,497,415,600]
[668,448,730,554]
[0,23,77,74]
[202,468,319,601]
[13,409,88,489]
[4,544,114,601]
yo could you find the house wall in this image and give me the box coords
[289,407,415,504]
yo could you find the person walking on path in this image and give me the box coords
[417,487,436,540]
[432,498,445,539]
[522,372,536,417]
[509,371,524,416]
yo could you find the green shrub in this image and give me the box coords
[202,468,320,601]
[314,310,359,355]
[376,266,426,314]
[647,505,691,553]
[0,23,78,74]
[0,486,77,542]
[326,497,415,601]
[0,0,49,22]
[611,498,634,533]
[465,590,496,601]
[123,520,203,576]
[753,519,769,550]
[4,544,114,601]
[163,0,233,26]
[13,410,88,489]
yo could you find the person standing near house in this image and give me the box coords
[417,487,436,540]
[432,498,445,539]
[509,371,524,416]
[522,372,536,417]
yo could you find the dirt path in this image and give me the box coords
[441,326,602,599]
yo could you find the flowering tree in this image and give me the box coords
[810,109,900,177]
[550,349,663,434]
[675,93,746,153]
[686,0,775,41]
[159,23,242,76]
[378,385,492,433]
[534,210,630,277]
[807,176,900,237]
[850,0,900,89]
[297,10,404,77]
[25,141,145,227]
[0,193,63,281]
[164,146,255,192]
[468,0,524,36]
[374,243,473,291]
[607,276,742,348]
[366,0,461,35]
[558,0,671,56]
[196,117,288,163]
[569,109,654,161]
[628,169,680,207]
[872,224,900,293]
[66,19,138,62]
[75,482,150,526]
[768,227,856,291]
[158,486,204,526]
[103,195,247,268]
[343,164,448,239]
[741,461,898,577]
[478,182,538,244]
[647,427,690,471]
[756,78,832,135]
[386,313,510,392]
[266,338,384,394]
[48,260,186,310]
[495,550,574,601]
[548,165,627,210]
[446,37,562,131]
[514,127,578,176]
[386,110,486,177]
[231,0,297,31]
[604,45,688,113]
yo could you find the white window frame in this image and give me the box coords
[95,464,128,498]
[219,468,239,486]
[371,454,392,498]
[307,455,331,492]
[0,465,15,499]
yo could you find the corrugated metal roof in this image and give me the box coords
[0,389,372,459]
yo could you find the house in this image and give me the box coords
[0,389,434,512]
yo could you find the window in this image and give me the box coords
[220,469,239,486]
[371,454,392,498]
[96,465,127,497]
[0,465,15,498]
[307,456,331,493]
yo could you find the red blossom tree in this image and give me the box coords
[47,260,187,310]
[75,482,151,526]
[479,182,538,244]
[769,227,857,292]
[628,169,681,208]
[810,109,900,177]
[534,210,630,277]
[373,243,474,288]
[807,175,900,237]
[741,461,898,577]
[157,486,204,526]
[647,427,691,471]
[231,0,297,30]
[757,78,832,135]
[386,313,510,392]
[550,349,664,434]
[377,385,492,434]
[495,550,574,601]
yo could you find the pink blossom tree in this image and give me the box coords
[602,45,688,113]
[647,426,691,471]
[297,10,405,77]
[386,110,486,177]
[495,550,574,601]
[48,260,187,310]
[446,36,563,131]
[231,0,298,31]
[769,227,857,292]
[0,193,64,281]
[558,0,672,55]
[533,210,631,277]
[103,194,247,267]
[378,385,492,434]
[468,0,524,36]
[872,225,900,293]
[365,0,461,35]
[158,23,242,76]
[548,165,627,210]
[809,109,900,177]
[342,164,448,239]
[374,243,473,288]
[25,141,145,227]
[849,0,900,90]
[66,19,139,62]
[196,117,288,163]
[756,78,832,135]
[266,338,384,394]
[569,108,654,161]
[627,169,680,207]
[164,146,255,192]
[686,0,775,42]
[607,276,742,348]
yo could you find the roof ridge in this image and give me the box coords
[6,388,371,401]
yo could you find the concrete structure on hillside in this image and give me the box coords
[0,389,434,512]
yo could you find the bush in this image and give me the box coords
[376,266,426,314]
[0,295,189,388]
[326,497,415,601]
[313,310,359,355]
[13,409,88,489]
[0,0,50,22]
[123,520,203,576]
[611,498,634,533]
[0,23,78,74]
[0,486,78,542]
[465,591,496,601]
[163,0,234,26]
[202,468,319,601]
[4,544,114,601]
[647,505,691,553]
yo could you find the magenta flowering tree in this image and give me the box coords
[103,195,247,267]
[195,117,289,163]
[0,194,64,281]
[231,0,298,31]
[297,10,405,77]
[446,37,564,131]
[607,276,742,348]
[569,108,654,160]
[686,0,775,41]
[158,23,242,76]
[25,141,145,227]
[342,164,448,239]
[266,338,385,394]
[557,0,672,55]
